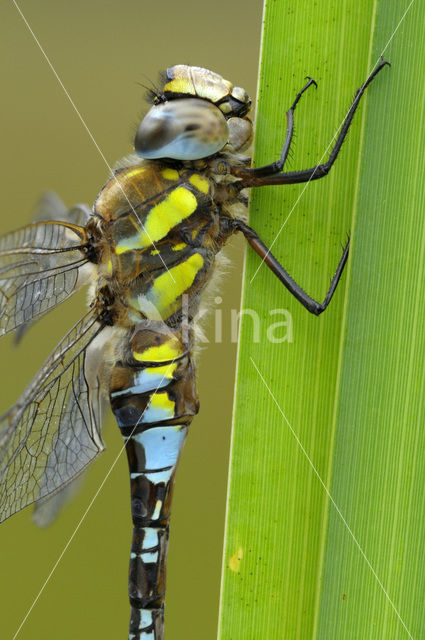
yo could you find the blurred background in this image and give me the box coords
[0,1,262,638]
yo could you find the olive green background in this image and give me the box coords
[0,2,262,639]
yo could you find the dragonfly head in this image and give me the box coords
[134,65,253,161]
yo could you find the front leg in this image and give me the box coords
[238,76,317,180]
[232,58,389,189]
[234,219,349,315]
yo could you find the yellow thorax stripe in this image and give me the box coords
[148,253,204,317]
[125,166,146,179]
[161,168,179,181]
[189,174,209,193]
[115,186,197,254]
[172,242,187,251]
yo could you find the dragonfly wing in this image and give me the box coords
[32,191,91,227]
[0,311,106,523]
[0,220,94,336]
[64,204,92,226]
[32,476,84,527]
[13,196,92,344]
[33,383,108,527]
[32,191,68,220]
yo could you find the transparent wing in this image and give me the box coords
[0,311,106,523]
[32,391,107,528]
[31,191,91,227]
[0,220,93,337]
[13,193,92,344]
[32,477,84,527]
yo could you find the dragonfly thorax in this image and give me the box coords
[91,160,237,328]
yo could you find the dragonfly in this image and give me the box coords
[0,60,388,640]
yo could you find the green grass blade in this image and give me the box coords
[218,1,425,639]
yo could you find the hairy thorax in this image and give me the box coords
[86,155,248,328]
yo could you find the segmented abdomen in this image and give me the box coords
[109,325,198,640]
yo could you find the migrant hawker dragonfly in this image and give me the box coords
[0,61,388,639]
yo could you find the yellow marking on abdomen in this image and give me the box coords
[189,174,209,193]
[142,392,175,422]
[146,363,177,378]
[115,186,197,254]
[133,339,184,363]
[150,392,174,412]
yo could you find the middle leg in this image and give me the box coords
[233,219,349,315]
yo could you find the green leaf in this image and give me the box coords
[218,1,424,638]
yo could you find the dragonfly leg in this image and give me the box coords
[234,76,317,180]
[234,219,349,315]
[232,58,389,189]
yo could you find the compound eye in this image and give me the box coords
[135,98,229,160]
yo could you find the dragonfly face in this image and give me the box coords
[0,61,388,639]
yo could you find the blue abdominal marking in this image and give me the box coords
[133,426,187,469]
[110,369,172,398]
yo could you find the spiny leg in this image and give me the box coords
[234,219,349,315]
[246,76,317,179]
[232,58,389,189]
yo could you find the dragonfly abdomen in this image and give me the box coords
[109,326,198,639]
